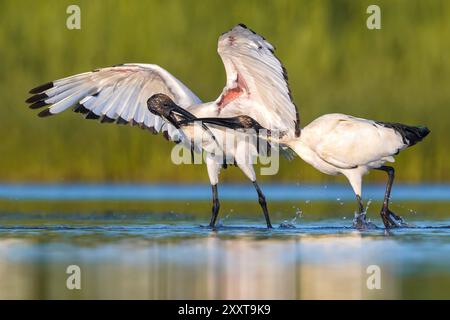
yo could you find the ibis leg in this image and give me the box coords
[252,181,272,229]
[356,194,364,214]
[353,194,368,229]
[209,184,220,228]
[376,166,406,228]
[352,194,379,230]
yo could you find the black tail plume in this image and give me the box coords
[376,121,430,146]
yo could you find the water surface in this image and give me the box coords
[0,184,449,299]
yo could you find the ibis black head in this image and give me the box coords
[146,93,219,146]
[147,93,176,117]
[147,93,197,129]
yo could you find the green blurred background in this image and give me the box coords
[0,0,448,183]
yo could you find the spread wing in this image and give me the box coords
[215,24,300,138]
[26,63,201,142]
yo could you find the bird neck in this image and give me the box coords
[190,102,219,118]
[282,132,310,163]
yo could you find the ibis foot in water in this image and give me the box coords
[380,208,408,228]
[352,195,377,230]
[199,224,219,230]
[353,212,378,230]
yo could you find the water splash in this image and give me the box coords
[216,213,231,227]
[392,202,417,216]
[352,199,377,229]
[365,199,373,213]
[279,208,303,229]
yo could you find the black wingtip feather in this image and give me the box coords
[100,115,115,123]
[72,103,82,112]
[26,92,48,104]
[86,111,100,120]
[38,109,53,118]
[116,117,128,125]
[29,82,53,94]
[420,126,431,138]
[29,100,49,109]
[73,104,90,114]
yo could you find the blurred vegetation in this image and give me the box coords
[0,0,448,183]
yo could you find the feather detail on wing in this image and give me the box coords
[26,63,201,142]
[215,24,300,138]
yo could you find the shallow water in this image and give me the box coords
[2,183,450,201]
[0,184,449,299]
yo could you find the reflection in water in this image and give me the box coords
[0,195,450,299]
[0,226,449,299]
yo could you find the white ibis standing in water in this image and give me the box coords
[195,112,430,229]
[26,24,300,229]
[286,114,430,229]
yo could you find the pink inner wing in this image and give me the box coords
[218,86,243,108]
[217,73,249,110]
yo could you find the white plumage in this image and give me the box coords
[27,24,299,228]
[216,27,299,137]
[28,23,428,230]
[201,112,429,229]
[28,63,201,141]
[283,113,429,229]
[286,114,415,188]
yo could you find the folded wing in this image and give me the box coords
[308,114,406,169]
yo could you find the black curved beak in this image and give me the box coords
[167,104,197,127]
[147,98,218,144]
[148,100,196,129]
[180,115,271,134]
[181,116,273,156]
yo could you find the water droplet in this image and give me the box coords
[365,199,372,212]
